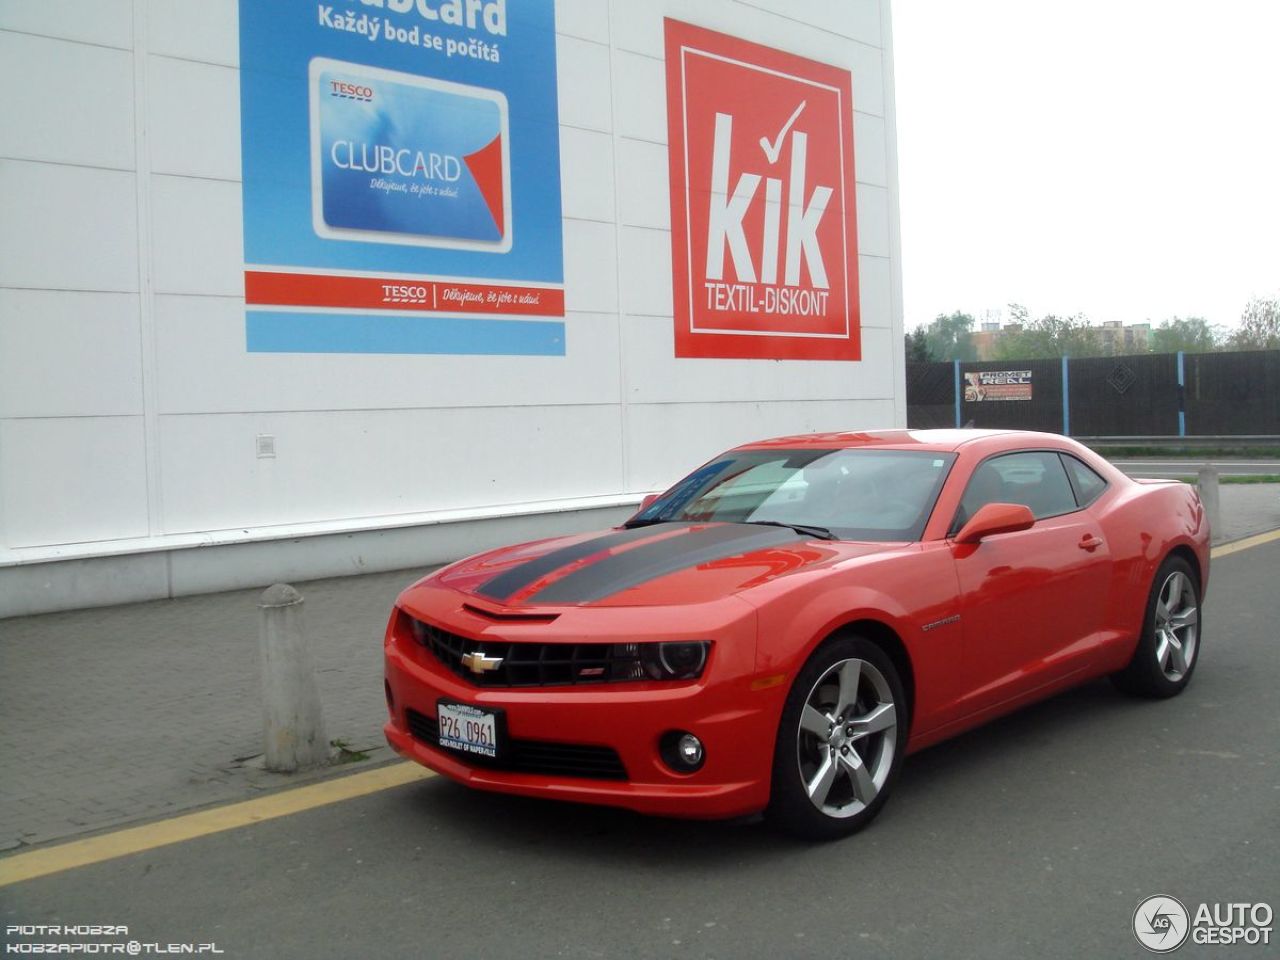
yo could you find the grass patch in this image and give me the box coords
[330,738,371,764]
[1163,475,1280,485]
[1088,444,1280,458]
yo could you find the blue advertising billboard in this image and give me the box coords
[238,0,564,355]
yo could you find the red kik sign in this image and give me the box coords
[664,19,861,361]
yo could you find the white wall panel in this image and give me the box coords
[562,219,619,314]
[847,42,886,117]
[618,227,673,317]
[149,175,242,295]
[0,160,138,292]
[855,183,891,258]
[857,255,893,330]
[158,405,626,533]
[621,315,895,405]
[0,0,133,49]
[611,51,667,145]
[556,34,612,132]
[625,398,898,491]
[558,127,614,223]
[610,0,884,74]
[148,56,240,181]
[154,295,621,414]
[0,290,142,419]
[148,0,239,67]
[554,0,610,44]
[733,0,881,47]
[616,138,670,230]
[0,416,149,547]
[0,32,135,170]
[853,112,888,187]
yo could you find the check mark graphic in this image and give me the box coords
[759,101,807,165]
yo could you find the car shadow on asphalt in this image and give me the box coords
[390,676,1163,865]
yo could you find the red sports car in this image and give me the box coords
[383,429,1209,838]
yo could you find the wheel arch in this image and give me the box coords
[822,618,916,729]
[1167,543,1202,588]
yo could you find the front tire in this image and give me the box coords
[1112,555,1201,698]
[766,636,908,840]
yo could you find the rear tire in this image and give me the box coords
[1112,555,1201,698]
[766,636,908,841]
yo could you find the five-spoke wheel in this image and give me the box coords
[768,636,907,839]
[1114,554,1202,698]
[1152,568,1199,681]
[797,657,898,818]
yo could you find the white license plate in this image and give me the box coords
[437,700,500,758]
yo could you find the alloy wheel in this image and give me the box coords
[796,657,898,818]
[1153,570,1199,681]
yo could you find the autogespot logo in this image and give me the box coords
[1133,895,1191,953]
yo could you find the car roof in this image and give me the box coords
[734,428,1072,454]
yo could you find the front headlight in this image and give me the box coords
[640,641,709,680]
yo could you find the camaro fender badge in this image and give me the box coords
[921,614,961,632]
[461,651,504,674]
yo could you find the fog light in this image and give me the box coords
[660,730,705,773]
[678,734,703,766]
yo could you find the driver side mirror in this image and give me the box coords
[639,493,660,511]
[954,502,1035,544]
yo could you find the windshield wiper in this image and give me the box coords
[744,520,837,541]
[622,517,672,529]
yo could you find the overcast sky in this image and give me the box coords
[890,0,1280,332]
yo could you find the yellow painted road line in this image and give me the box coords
[0,762,433,887]
[1211,528,1280,559]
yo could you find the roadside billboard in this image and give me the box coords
[238,0,564,356]
[963,370,1034,401]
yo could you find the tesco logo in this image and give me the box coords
[329,80,373,102]
[382,284,429,303]
[664,19,861,362]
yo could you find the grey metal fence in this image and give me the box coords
[906,349,1280,436]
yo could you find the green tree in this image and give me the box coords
[1149,316,1222,354]
[993,313,1101,360]
[904,327,933,362]
[1229,296,1280,350]
[922,311,977,361]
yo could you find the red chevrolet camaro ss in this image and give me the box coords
[383,429,1209,838]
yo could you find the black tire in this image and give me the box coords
[766,635,909,841]
[1112,555,1202,699]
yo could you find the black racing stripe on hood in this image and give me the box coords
[526,524,801,604]
[473,524,686,601]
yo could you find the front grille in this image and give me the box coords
[406,709,627,780]
[409,616,648,687]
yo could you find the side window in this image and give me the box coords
[953,451,1080,532]
[1060,454,1108,507]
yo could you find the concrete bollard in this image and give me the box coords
[1197,464,1221,540]
[258,583,329,771]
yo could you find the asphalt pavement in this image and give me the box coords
[3,537,1278,958]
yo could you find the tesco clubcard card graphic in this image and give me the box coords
[309,58,512,252]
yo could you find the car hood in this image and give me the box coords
[424,522,901,608]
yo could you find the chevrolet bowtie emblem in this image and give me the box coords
[461,651,504,674]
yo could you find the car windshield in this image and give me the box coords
[629,448,956,542]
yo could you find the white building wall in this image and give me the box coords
[0,0,904,616]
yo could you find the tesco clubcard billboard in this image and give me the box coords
[239,0,564,356]
[664,19,861,361]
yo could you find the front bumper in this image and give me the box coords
[383,596,782,819]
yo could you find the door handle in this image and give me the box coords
[1078,534,1103,551]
